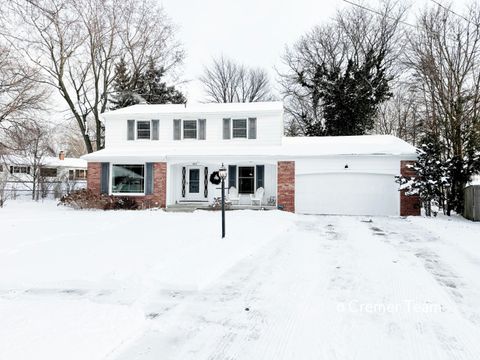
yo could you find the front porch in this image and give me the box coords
[167,161,278,208]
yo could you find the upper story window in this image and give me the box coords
[183,120,197,139]
[232,119,247,138]
[223,117,256,140]
[173,119,206,140]
[127,120,159,141]
[137,121,151,139]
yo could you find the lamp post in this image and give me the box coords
[218,163,227,238]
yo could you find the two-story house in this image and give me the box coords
[82,101,420,216]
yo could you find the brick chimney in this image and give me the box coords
[59,151,65,160]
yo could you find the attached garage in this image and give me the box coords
[281,136,419,216]
[295,172,399,216]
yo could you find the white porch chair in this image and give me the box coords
[228,186,240,205]
[250,187,265,206]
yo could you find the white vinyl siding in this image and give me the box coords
[104,111,283,148]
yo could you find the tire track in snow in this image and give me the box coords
[370,217,480,359]
[113,215,480,360]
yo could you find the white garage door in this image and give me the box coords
[295,173,399,216]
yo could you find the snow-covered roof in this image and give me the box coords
[82,135,417,161]
[102,101,284,118]
[282,135,417,155]
[43,157,87,168]
[2,155,87,168]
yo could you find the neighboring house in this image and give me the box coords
[0,152,88,199]
[82,101,420,216]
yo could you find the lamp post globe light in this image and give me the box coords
[218,163,227,238]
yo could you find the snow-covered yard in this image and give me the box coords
[1,201,480,360]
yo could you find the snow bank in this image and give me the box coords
[0,298,146,360]
[0,201,295,360]
[0,201,294,292]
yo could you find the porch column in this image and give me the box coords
[400,160,421,216]
[277,161,295,212]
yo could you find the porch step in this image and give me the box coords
[165,203,211,212]
[164,207,197,213]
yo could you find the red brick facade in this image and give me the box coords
[86,162,167,209]
[400,160,421,216]
[87,162,101,194]
[277,161,295,212]
[142,162,167,208]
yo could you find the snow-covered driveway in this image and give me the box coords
[1,202,480,360]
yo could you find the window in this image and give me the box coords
[10,166,30,174]
[232,119,247,138]
[238,166,255,194]
[137,121,151,139]
[76,169,87,179]
[40,167,57,177]
[69,169,87,180]
[183,120,197,139]
[112,164,144,193]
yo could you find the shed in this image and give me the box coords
[464,185,480,221]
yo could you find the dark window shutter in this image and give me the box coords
[151,120,159,140]
[181,166,186,197]
[101,162,110,194]
[256,165,264,189]
[223,118,231,139]
[228,165,237,189]
[204,167,208,197]
[145,162,154,194]
[198,119,206,140]
[173,119,181,140]
[248,118,257,139]
[127,120,135,140]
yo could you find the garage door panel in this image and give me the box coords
[295,173,398,216]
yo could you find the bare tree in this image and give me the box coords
[0,44,48,127]
[200,56,274,103]
[279,0,407,135]
[5,0,184,153]
[375,85,422,145]
[2,120,54,200]
[405,2,480,214]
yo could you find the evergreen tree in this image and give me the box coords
[320,50,393,136]
[396,135,449,216]
[110,57,185,110]
[137,59,186,105]
[110,58,138,110]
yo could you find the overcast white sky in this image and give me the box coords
[159,0,464,103]
[160,0,349,102]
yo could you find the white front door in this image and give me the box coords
[185,166,205,201]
